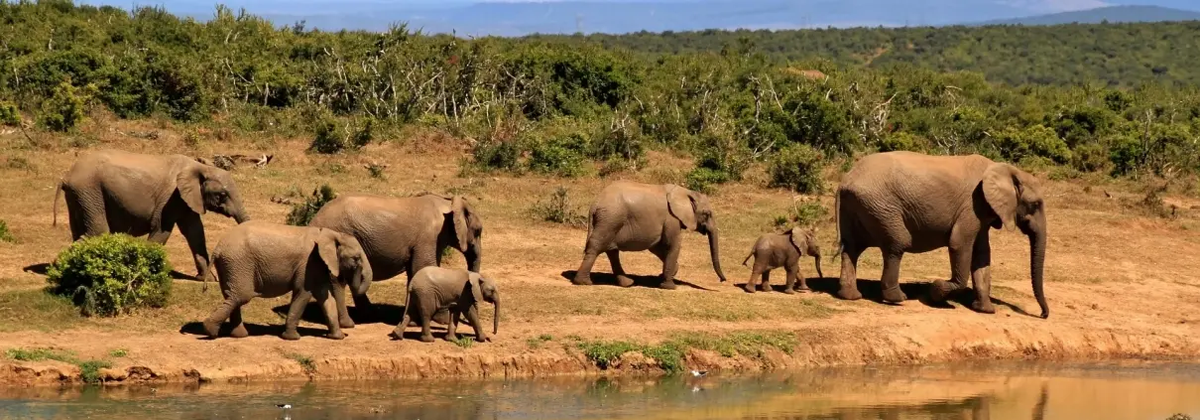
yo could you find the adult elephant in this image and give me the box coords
[308,192,483,328]
[54,149,250,285]
[834,151,1049,318]
[572,181,727,289]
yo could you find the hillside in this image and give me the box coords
[971,5,1200,26]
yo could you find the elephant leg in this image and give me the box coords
[390,300,413,340]
[606,250,634,288]
[783,266,799,294]
[314,288,345,340]
[837,245,865,300]
[880,251,907,303]
[932,243,974,303]
[744,264,762,294]
[177,214,212,286]
[573,249,601,286]
[793,260,810,292]
[760,270,772,292]
[418,308,436,343]
[228,304,248,338]
[445,309,460,341]
[282,290,311,341]
[147,221,174,245]
[970,231,995,314]
[352,292,375,322]
[332,283,354,329]
[464,304,490,342]
[656,242,680,290]
[202,296,246,338]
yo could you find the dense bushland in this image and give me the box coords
[3,1,1200,190]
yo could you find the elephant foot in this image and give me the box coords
[928,280,958,302]
[971,299,996,314]
[419,333,436,343]
[339,317,355,329]
[476,334,492,343]
[202,321,221,338]
[616,275,635,288]
[281,330,301,341]
[743,285,756,294]
[782,288,796,295]
[837,287,863,301]
[326,330,346,340]
[443,333,457,342]
[572,276,594,286]
[388,328,405,340]
[795,285,811,293]
[757,284,770,292]
[659,280,677,290]
[882,287,907,304]
[230,324,248,338]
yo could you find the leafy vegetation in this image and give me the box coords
[0,220,14,243]
[2,2,1200,187]
[530,186,589,227]
[6,347,114,384]
[774,198,829,229]
[284,352,316,375]
[285,184,337,226]
[45,234,172,317]
[575,331,798,373]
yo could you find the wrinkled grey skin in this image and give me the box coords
[54,149,250,286]
[573,181,727,289]
[389,266,499,343]
[308,193,483,328]
[835,151,1049,318]
[741,227,824,294]
[202,221,372,340]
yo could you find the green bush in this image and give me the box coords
[531,186,589,227]
[1108,134,1144,176]
[39,81,95,132]
[527,134,589,177]
[0,220,13,243]
[46,234,172,317]
[1071,142,1110,173]
[309,119,345,154]
[769,144,826,194]
[286,184,337,226]
[0,101,20,126]
[469,140,522,172]
[351,117,374,148]
[685,167,730,193]
[995,124,1072,164]
[775,198,829,228]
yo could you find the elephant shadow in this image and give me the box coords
[804,277,1035,317]
[178,322,334,339]
[270,302,409,327]
[23,263,196,281]
[559,271,715,291]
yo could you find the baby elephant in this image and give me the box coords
[390,266,499,343]
[202,221,372,340]
[741,227,824,294]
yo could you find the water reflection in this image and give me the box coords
[0,362,1197,420]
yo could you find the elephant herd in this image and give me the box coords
[49,148,1050,343]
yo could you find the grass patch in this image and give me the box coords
[284,352,316,375]
[6,347,114,384]
[108,348,128,358]
[0,220,13,243]
[530,186,588,227]
[0,289,85,333]
[451,335,475,349]
[526,334,554,349]
[574,331,798,373]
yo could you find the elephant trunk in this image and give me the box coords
[1030,226,1049,319]
[492,294,500,335]
[707,229,727,282]
[355,263,373,296]
[466,241,482,273]
[232,206,250,224]
[813,254,824,280]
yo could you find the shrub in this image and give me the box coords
[286,184,337,226]
[0,101,20,126]
[0,220,13,243]
[769,144,826,194]
[527,134,589,177]
[1108,134,1144,176]
[39,81,96,132]
[685,167,730,193]
[309,119,344,154]
[775,198,829,228]
[469,140,522,172]
[1071,142,1110,173]
[531,186,589,227]
[351,117,374,148]
[995,125,1072,164]
[46,234,172,317]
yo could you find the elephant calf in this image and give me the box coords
[202,221,372,340]
[741,227,824,294]
[389,266,499,343]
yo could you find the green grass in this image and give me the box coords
[284,352,316,375]
[574,331,799,374]
[108,348,128,358]
[526,334,554,349]
[0,220,14,243]
[451,335,475,349]
[5,347,114,383]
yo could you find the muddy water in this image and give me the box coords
[0,362,1198,420]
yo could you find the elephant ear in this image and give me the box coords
[666,185,697,231]
[451,195,481,251]
[467,272,484,304]
[983,163,1018,229]
[175,165,206,215]
[788,227,807,255]
[314,230,341,279]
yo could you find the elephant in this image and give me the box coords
[53,149,250,286]
[572,181,727,289]
[834,151,1049,318]
[201,220,372,340]
[388,266,499,343]
[307,192,483,327]
[740,227,824,294]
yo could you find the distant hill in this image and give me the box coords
[970,5,1200,26]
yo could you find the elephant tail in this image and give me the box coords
[742,249,753,266]
[52,180,64,227]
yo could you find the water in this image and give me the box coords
[1,362,1198,420]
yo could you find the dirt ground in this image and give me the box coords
[1,119,1199,386]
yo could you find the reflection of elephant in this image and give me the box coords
[835,151,1048,318]
[390,266,499,343]
[573,181,727,289]
[308,193,483,327]
[202,221,372,340]
[53,149,250,285]
[741,227,824,294]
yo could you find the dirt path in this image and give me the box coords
[2,133,1199,386]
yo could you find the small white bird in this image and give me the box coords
[690,370,707,377]
[692,385,702,392]
[276,404,292,409]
